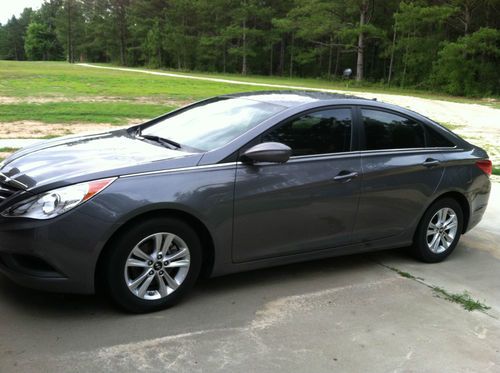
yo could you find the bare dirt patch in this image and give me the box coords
[0,95,191,106]
[0,120,132,139]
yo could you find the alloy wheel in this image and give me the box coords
[124,232,191,300]
[426,207,458,254]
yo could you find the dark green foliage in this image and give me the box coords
[0,0,499,97]
[431,28,500,96]
[393,3,456,88]
[0,8,34,60]
[24,22,52,60]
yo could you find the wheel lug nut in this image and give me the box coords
[149,270,154,275]
[148,261,153,266]
[164,261,169,266]
[157,254,163,259]
[159,270,164,275]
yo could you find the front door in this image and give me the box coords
[232,107,362,262]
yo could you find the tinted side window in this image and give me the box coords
[362,109,425,150]
[263,108,352,156]
[426,126,455,147]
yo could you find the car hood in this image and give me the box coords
[0,130,203,191]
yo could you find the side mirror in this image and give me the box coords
[242,142,291,164]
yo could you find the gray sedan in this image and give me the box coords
[0,91,492,313]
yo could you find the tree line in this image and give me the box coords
[0,0,499,96]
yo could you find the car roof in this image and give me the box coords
[220,90,453,130]
[221,90,370,108]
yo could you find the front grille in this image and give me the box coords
[0,182,17,203]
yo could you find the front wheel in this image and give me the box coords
[104,217,202,313]
[412,198,463,263]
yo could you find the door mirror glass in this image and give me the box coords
[242,142,291,163]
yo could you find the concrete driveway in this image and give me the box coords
[1,183,499,372]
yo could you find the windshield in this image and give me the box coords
[142,98,285,151]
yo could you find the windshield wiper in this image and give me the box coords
[0,172,28,190]
[139,134,182,150]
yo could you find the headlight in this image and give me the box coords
[1,178,116,220]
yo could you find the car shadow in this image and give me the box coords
[197,251,386,293]
[0,278,114,316]
[0,248,415,318]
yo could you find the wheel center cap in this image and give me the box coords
[153,262,163,271]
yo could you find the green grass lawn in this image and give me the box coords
[0,61,269,100]
[0,102,174,124]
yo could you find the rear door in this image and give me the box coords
[232,107,362,262]
[354,107,447,242]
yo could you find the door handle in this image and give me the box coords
[333,171,359,182]
[422,158,440,168]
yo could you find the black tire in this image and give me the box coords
[412,197,463,263]
[104,217,202,313]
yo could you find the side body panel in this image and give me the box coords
[232,153,361,262]
[355,149,445,242]
[210,150,490,278]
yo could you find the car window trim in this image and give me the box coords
[235,151,361,168]
[288,150,361,161]
[358,147,460,156]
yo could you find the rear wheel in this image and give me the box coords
[412,198,463,263]
[104,217,202,313]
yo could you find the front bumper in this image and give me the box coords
[0,200,117,294]
[0,253,75,293]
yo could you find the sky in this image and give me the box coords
[0,0,45,25]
